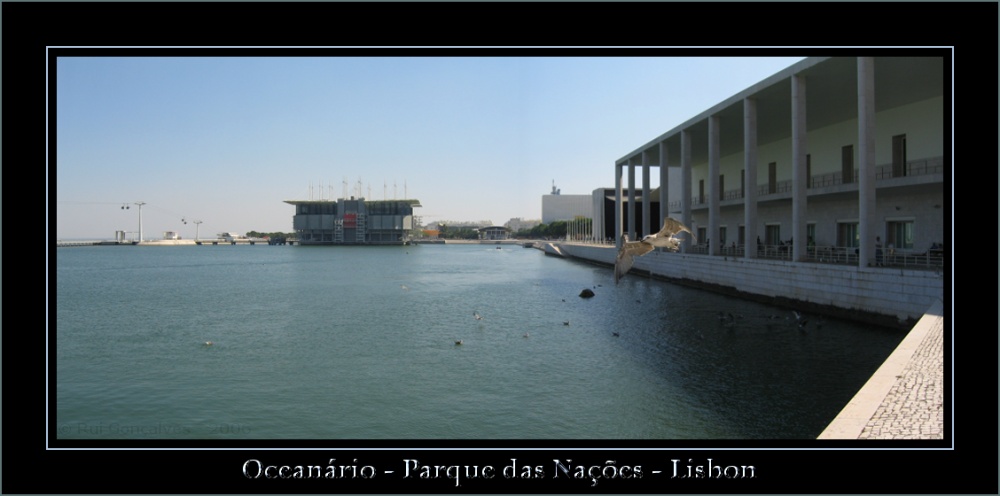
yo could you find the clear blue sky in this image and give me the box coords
[53,54,804,239]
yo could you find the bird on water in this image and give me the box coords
[792,310,808,330]
[614,217,696,284]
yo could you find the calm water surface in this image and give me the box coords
[54,244,905,440]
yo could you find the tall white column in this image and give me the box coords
[744,98,758,259]
[858,57,877,267]
[628,159,636,241]
[592,189,603,244]
[708,115,720,256]
[614,163,623,249]
[135,201,146,243]
[659,141,669,226]
[642,149,651,237]
[681,130,693,252]
[792,73,808,262]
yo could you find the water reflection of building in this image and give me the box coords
[284,197,421,245]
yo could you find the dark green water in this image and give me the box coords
[53,243,905,440]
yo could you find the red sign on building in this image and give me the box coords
[344,213,357,228]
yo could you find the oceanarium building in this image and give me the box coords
[572,56,945,324]
[285,197,421,245]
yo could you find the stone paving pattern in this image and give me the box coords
[857,316,944,439]
[818,298,945,440]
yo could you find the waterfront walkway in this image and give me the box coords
[817,298,945,439]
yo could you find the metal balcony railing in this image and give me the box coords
[561,236,945,271]
[685,242,944,270]
[668,156,944,209]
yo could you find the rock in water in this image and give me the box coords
[579,288,595,298]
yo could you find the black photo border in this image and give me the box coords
[17,1,996,494]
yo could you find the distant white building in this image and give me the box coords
[542,181,590,224]
[505,217,541,232]
[478,226,510,240]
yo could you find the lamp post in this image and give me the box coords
[183,217,204,241]
[182,217,203,241]
[134,201,146,242]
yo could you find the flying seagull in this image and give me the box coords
[614,217,696,284]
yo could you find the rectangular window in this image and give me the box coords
[719,175,725,200]
[806,154,812,188]
[741,169,745,197]
[719,226,727,246]
[807,223,816,246]
[892,134,907,177]
[842,145,854,184]
[738,225,745,246]
[765,224,781,246]
[699,179,705,204]
[697,227,707,245]
[837,222,859,247]
[768,162,777,194]
[887,220,914,249]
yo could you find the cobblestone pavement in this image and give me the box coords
[857,316,944,439]
[818,299,945,440]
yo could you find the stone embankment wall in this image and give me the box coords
[548,243,945,328]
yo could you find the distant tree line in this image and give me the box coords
[246,231,296,240]
[434,222,580,240]
[436,224,481,240]
[514,220,568,239]
[246,221,588,241]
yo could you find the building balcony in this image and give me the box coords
[685,242,944,270]
[669,156,944,210]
